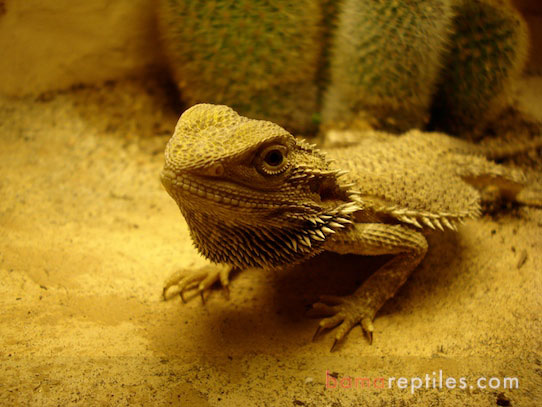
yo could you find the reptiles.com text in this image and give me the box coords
[325,370,519,394]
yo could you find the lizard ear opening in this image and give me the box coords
[256,144,290,176]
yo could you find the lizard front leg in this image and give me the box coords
[313,223,428,350]
[162,264,236,303]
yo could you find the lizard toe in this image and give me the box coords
[163,264,233,302]
[310,302,337,316]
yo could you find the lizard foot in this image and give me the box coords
[310,294,376,351]
[162,264,233,303]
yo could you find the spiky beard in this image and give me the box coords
[180,200,360,269]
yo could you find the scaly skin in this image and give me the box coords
[161,104,542,350]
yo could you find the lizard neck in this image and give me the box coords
[181,207,326,268]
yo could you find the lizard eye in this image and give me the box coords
[257,144,289,175]
[265,149,283,166]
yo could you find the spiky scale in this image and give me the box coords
[328,222,344,229]
[336,217,353,225]
[291,239,298,253]
[442,217,454,230]
[433,219,445,231]
[300,235,312,248]
[408,217,423,229]
[321,226,334,235]
[315,229,326,240]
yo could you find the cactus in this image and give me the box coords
[321,0,455,133]
[157,0,528,138]
[429,0,529,137]
[157,0,328,134]
[315,0,342,88]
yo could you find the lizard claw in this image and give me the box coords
[361,317,374,345]
[312,325,322,342]
[330,339,338,353]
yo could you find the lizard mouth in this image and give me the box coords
[161,169,283,210]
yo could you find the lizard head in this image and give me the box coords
[161,104,361,268]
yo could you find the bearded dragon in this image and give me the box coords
[161,104,541,350]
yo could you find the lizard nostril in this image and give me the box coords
[201,163,224,177]
[214,164,225,176]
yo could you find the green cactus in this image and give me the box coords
[429,0,529,137]
[157,0,328,134]
[321,0,455,133]
[157,0,528,138]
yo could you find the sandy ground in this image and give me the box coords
[0,77,541,406]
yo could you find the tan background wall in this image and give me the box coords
[0,0,161,96]
[0,0,540,97]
